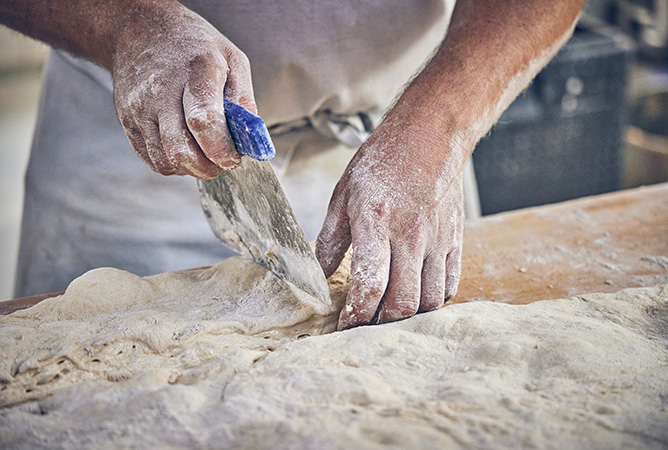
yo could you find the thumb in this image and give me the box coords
[316,184,352,278]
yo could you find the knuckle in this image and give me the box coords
[187,53,212,73]
[403,229,425,252]
[444,282,459,301]
[128,96,146,115]
[449,246,463,264]
[189,52,228,81]
[350,269,386,301]
[170,149,197,168]
[186,108,219,133]
[155,165,177,176]
[217,154,242,170]
[420,300,443,313]
[330,180,350,208]
[123,127,144,151]
[146,73,170,97]
[119,115,136,133]
[372,201,391,220]
[420,292,445,312]
[365,284,386,301]
[354,276,386,300]
[356,196,391,221]
[238,52,252,71]
[395,300,419,317]
[384,299,419,321]
[446,261,462,282]
[421,280,443,298]
[226,48,251,72]
[338,309,362,331]
[350,203,389,233]
[147,151,177,176]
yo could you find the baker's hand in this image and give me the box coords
[316,110,465,330]
[112,4,255,178]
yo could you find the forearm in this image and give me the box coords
[389,0,584,167]
[0,0,181,70]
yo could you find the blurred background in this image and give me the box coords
[473,0,668,214]
[0,27,46,301]
[1,0,667,300]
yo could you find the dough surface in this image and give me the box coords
[1,257,667,449]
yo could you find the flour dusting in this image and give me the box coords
[1,257,667,449]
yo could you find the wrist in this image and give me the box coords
[108,0,186,71]
[381,86,471,165]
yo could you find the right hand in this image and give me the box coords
[111,3,255,178]
[316,97,466,331]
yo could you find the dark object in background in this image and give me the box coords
[472,25,634,215]
[632,90,668,135]
[583,0,667,60]
[624,91,668,187]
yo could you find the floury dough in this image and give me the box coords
[0,257,349,408]
[1,256,667,449]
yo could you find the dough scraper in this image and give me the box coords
[197,100,331,305]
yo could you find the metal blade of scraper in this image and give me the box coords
[197,100,331,305]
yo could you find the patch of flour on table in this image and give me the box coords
[1,258,667,449]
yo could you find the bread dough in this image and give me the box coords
[1,256,667,449]
[0,257,349,408]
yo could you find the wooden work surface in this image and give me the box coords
[454,182,668,305]
[2,183,667,315]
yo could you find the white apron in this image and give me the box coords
[14,0,454,297]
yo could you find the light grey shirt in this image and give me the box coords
[14,1,454,297]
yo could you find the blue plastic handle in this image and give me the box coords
[223,99,276,161]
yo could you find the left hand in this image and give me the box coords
[316,108,466,330]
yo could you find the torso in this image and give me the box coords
[181,0,454,125]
